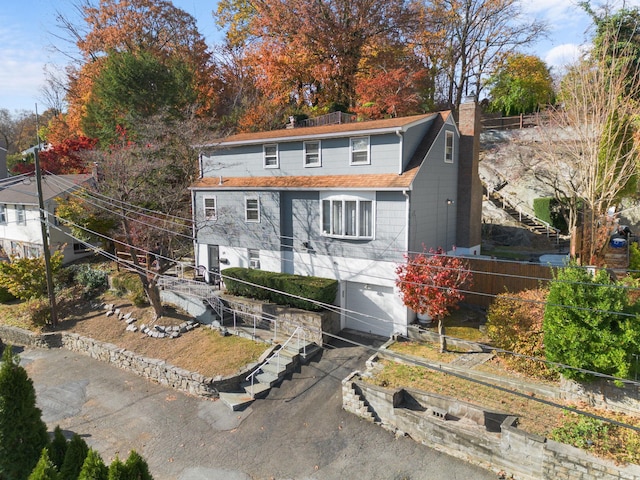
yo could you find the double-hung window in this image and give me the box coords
[0,204,6,225]
[245,197,260,222]
[16,205,26,225]
[264,144,279,168]
[203,196,217,220]
[304,141,321,167]
[444,131,454,163]
[350,136,370,165]
[321,193,374,239]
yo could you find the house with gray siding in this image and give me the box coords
[0,173,94,264]
[190,98,482,337]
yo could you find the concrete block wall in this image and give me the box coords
[343,372,640,480]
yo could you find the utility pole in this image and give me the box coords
[34,106,58,327]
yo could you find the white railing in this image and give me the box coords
[245,326,307,398]
[489,188,561,242]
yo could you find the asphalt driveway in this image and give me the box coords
[19,334,497,480]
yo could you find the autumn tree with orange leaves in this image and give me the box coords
[215,0,426,128]
[396,248,472,352]
[60,0,218,138]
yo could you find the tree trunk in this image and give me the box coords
[145,277,164,321]
[438,318,447,353]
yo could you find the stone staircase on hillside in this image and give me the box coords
[486,187,568,251]
[219,337,321,411]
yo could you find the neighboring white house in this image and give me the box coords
[0,174,94,264]
[190,99,482,337]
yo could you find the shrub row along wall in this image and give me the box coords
[342,372,640,480]
[0,326,246,398]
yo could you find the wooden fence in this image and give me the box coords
[481,112,548,131]
[464,258,555,309]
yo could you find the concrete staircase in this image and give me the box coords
[342,383,379,424]
[486,188,567,250]
[219,338,321,411]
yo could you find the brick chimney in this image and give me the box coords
[456,95,482,253]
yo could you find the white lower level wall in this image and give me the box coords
[196,244,410,337]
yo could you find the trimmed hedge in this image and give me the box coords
[533,197,553,225]
[222,268,338,312]
[533,197,568,233]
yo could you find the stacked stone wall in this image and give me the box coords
[0,326,246,398]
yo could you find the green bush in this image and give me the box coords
[629,242,640,279]
[110,272,148,307]
[222,268,338,311]
[64,264,109,293]
[550,414,609,450]
[0,252,63,301]
[533,197,553,225]
[533,197,568,233]
[544,265,640,382]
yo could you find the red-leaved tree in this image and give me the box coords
[396,248,473,352]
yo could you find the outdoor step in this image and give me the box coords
[297,344,322,364]
[283,341,318,355]
[255,371,280,387]
[219,391,255,411]
[261,359,290,376]
[261,359,288,377]
[242,381,271,398]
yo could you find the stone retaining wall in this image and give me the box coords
[0,325,250,398]
[343,372,640,480]
[220,294,339,345]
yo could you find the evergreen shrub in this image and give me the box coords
[222,268,338,311]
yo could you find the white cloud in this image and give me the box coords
[0,20,50,111]
[544,43,585,73]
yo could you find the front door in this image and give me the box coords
[207,245,220,282]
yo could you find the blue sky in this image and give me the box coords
[0,0,633,113]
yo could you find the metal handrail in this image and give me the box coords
[489,188,561,242]
[245,326,307,398]
[158,275,280,340]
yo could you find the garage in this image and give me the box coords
[344,282,402,338]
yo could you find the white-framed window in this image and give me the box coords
[203,196,217,220]
[445,130,454,163]
[24,245,39,259]
[350,136,370,165]
[304,140,321,167]
[0,204,6,225]
[263,143,279,168]
[245,197,260,222]
[321,192,374,239]
[248,249,260,269]
[16,205,26,225]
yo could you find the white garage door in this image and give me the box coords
[344,282,398,337]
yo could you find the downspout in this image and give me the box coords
[191,188,198,268]
[198,152,204,179]
[403,190,410,252]
[396,130,403,175]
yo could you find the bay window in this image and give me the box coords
[321,193,374,239]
